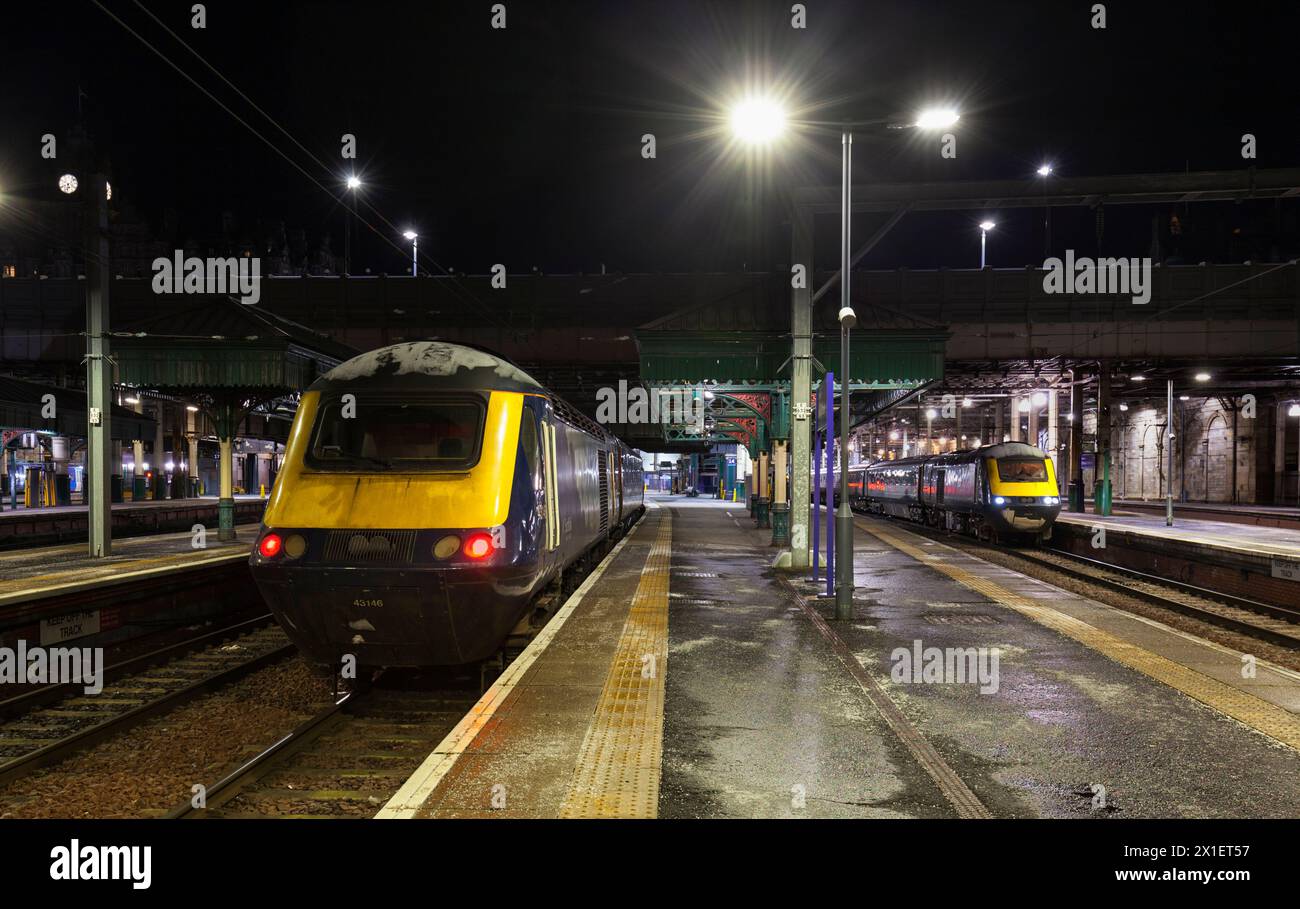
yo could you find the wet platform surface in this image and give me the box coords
[0,528,253,604]
[1056,510,1300,557]
[382,494,1300,819]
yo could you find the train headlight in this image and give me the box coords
[284,534,307,559]
[1043,496,1060,505]
[433,535,461,559]
[257,533,283,559]
[993,496,1006,506]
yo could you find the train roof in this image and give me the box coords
[310,341,545,395]
[860,441,1049,469]
[310,341,638,450]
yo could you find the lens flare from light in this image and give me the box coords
[730,97,787,145]
[915,108,960,130]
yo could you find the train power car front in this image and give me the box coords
[982,442,1062,541]
[248,342,553,670]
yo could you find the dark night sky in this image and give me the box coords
[3,0,1298,274]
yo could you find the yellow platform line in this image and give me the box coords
[861,521,1300,752]
[559,512,672,818]
[375,513,650,819]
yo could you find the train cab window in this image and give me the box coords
[519,408,543,496]
[996,458,1048,482]
[308,397,484,471]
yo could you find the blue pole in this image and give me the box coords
[812,386,822,581]
[825,371,835,598]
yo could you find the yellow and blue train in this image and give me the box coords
[249,341,643,670]
[852,442,1061,543]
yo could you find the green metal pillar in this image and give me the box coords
[789,206,813,566]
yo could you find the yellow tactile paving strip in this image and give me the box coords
[558,512,672,818]
[862,521,1300,753]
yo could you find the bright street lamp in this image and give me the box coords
[344,175,362,274]
[979,220,995,268]
[915,108,959,130]
[402,230,418,276]
[730,97,786,144]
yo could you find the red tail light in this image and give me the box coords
[463,532,493,559]
[258,533,283,558]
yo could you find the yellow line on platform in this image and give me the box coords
[375,513,650,819]
[861,520,1300,753]
[559,512,672,818]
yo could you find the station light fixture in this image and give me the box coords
[915,108,960,130]
[124,396,140,404]
[1288,403,1300,417]
[979,220,996,232]
[1036,164,1053,177]
[926,408,938,419]
[58,174,78,194]
[730,96,787,145]
[346,175,362,190]
[1131,374,1145,382]
[1194,372,1211,382]
[1118,403,1129,411]
[1179,394,1190,401]
[186,404,199,412]
[889,431,900,440]
[962,397,973,407]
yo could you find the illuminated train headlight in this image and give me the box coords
[1043,496,1060,505]
[993,496,1006,506]
[433,535,461,559]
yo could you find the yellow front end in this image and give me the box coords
[264,389,524,530]
[985,456,1060,500]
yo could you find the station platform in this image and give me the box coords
[0,529,252,603]
[1054,509,1300,606]
[0,495,266,549]
[379,494,1300,819]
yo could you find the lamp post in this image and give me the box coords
[979,220,996,269]
[1037,164,1052,257]
[344,175,361,275]
[836,128,855,619]
[727,97,957,618]
[402,230,418,276]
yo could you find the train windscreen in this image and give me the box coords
[995,458,1048,482]
[307,397,484,471]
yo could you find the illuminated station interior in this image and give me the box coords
[1,3,1299,864]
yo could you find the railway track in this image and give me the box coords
[167,681,479,818]
[0,619,295,788]
[853,514,1300,649]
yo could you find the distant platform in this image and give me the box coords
[0,496,266,549]
[1055,510,1300,608]
[1104,498,1300,529]
[0,527,253,608]
[377,493,1300,819]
